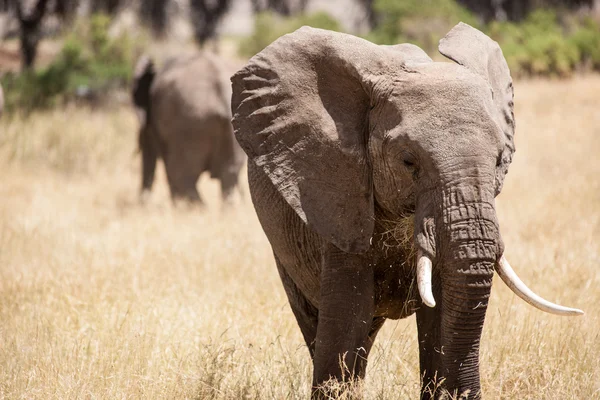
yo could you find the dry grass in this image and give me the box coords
[0,76,599,399]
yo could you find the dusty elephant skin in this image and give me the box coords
[132,53,245,205]
[231,23,583,399]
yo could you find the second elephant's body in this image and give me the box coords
[133,53,245,203]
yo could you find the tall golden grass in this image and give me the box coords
[0,76,598,399]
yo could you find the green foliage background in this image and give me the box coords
[238,11,342,58]
[1,14,143,114]
[2,1,600,114]
[242,0,600,78]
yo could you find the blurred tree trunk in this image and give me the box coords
[17,0,49,70]
[1,0,15,12]
[139,0,169,37]
[250,0,307,16]
[54,0,79,24]
[354,0,376,29]
[457,0,597,22]
[90,0,121,14]
[364,0,376,29]
[189,0,231,46]
[456,0,531,22]
[505,0,530,21]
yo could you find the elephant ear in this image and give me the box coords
[232,27,395,253]
[439,22,515,195]
[132,55,155,126]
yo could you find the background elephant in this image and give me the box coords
[132,52,245,204]
[231,24,583,399]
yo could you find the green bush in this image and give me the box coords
[365,1,600,78]
[1,13,143,114]
[488,9,600,77]
[367,0,478,52]
[238,11,342,58]
[1,42,83,111]
[568,17,600,70]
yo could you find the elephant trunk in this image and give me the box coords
[416,166,583,398]
[416,170,501,399]
[438,212,498,398]
[440,178,500,397]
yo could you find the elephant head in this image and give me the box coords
[132,55,157,196]
[232,23,582,397]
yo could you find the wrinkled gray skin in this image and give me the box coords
[232,24,517,399]
[132,53,245,204]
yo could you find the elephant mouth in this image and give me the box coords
[416,250,584,316]
[372,204,583,316]
[376,213,416,258]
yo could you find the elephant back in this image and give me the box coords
[149,52,244,180]
[151,53,231,123]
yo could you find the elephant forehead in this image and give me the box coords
[383,66,504,158]
[398,62,493,108]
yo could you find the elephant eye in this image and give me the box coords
[401,154,419,180]
[402,153,417,170]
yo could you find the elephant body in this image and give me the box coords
[133,53,245,203]
[232,24,582,399]
[251,163,418,320]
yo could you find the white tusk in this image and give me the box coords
[417,251,436,308]
[496,256,584,316]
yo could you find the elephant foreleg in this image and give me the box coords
[164,152,203,204]
[275,256,319,358]
[139,125,158,196]
[416,298,444,400]
[312,244,374,398]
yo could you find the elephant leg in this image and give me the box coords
[275,256,318,358]
[139,125,158,196]
[416,303,444,400]
[219,171,239,207]
[168,170,202,203]
[364,316,386,358]
[312,243,374,399]
[164,148,203,204]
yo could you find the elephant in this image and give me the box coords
[231,23,583,399]
[132,52,245,204]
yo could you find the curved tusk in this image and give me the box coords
[417,251,436,308]
[496,256,584,316]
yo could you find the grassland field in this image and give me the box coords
[0,75,599,399]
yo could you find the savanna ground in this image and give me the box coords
[0,75,599,399]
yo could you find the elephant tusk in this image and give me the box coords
[496,256,584,316]
[417,251,436,308]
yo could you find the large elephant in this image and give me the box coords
[231,23,583,399]
[132,53,245,204]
